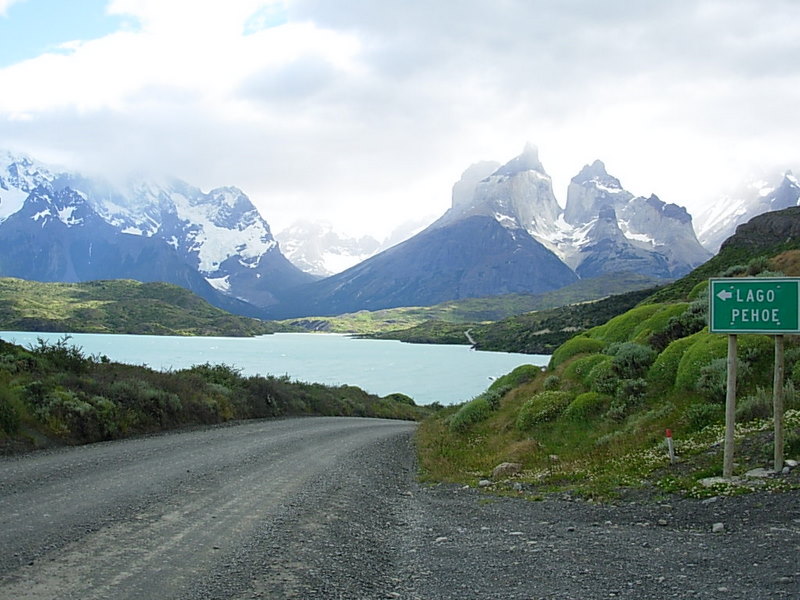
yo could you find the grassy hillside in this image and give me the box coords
[371,287,658,354]
[417,251,800,499]
[0,278,286,336]
[282,273,663,335]
[0,336,429,453]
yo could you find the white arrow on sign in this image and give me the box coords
[717,289,733,301]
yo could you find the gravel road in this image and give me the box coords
[1,417,798,599]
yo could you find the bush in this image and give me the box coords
[696,358,729,403]
[481,387,509,410]
[746,256,771,276]
[516,391,573,430]
[563,354,609,387]
[489,364,542,391]
[563,392,609,422]
[647,334,699,390]
[631,303,690,345]
[736,387,773,422]
[449,396,492,433]
[588,305,663,344]
[550,337,605,369]
[184,363,243,388]
[648,300,707,352]
[685,402,724,432]
[383,393,416,406]
[108,379,183,428]
[588,358,617,395]
[542,375,561,391]
[605,378,648,422]
[735,381,798,423]
[675,334,728,391]
[606,342,657,379]
[0,386,20,435]
[28,336,91,374]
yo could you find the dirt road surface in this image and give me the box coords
[1,416,798,599]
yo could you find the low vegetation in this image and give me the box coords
[284,272,662,338]
[0,336,430,453]
[0,278,288,336]
[417,251,800,499]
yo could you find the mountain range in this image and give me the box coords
[0,151,313,316]
[0,146,793,320]
[266,145,711,317]
[694,171,800,252]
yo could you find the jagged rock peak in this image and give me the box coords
[451,161,500,209]
[643,194,692,224]
[493,143,546,177]
[572,159,622,190]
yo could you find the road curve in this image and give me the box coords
[0,417,417,600]
[2,416,799,599]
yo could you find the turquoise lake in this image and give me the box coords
[0,331,548,405]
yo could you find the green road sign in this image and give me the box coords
[709,278,800,334]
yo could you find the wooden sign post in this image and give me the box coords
[709,278,800,478]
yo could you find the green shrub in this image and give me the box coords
[588,304,663,344]
[588,358,617,395]
[481,387,508,410]
[685,402,724,432]
[108,379,183,428]
[516,391,573,430]
[550,337,605,369]
[606,342,657,379]
[383,393,416,406]
[542,375,561,391]
[0,386,20,435]
[746,256,772,276]
[489,364,542,391]
[675,334,728,391]
[720,264,747,277]
[696,358,729,403]
[28,336,91,374]
[631,303,690,345]
[648,300,707,351]
[449,396,492,433]
[647,334,699,390]
[563,354,609,387]
[736,387,773,422]
[184,363,243,388]
[605,378,648,422]
[563,392,609,422]
[735,381,797,423]
[687,280,709,301]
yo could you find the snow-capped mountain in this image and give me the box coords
[0,183,257,315]
[276,221,380,277]
[276,217,437,277]
[265,145,708,318]
[435,143,563,242]
[0,151,313,313]
[562,160,711,276]
[695,172,800,253]
[430,146,710,280]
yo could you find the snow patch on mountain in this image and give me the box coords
[696,172,800,252]
[168,188,276,273]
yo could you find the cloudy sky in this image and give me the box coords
[0,0,798,238]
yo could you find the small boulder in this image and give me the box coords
[745,467,773,478]
[492,462,522,480]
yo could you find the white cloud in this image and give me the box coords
[0,0,25,17]
[0,0,799,238]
